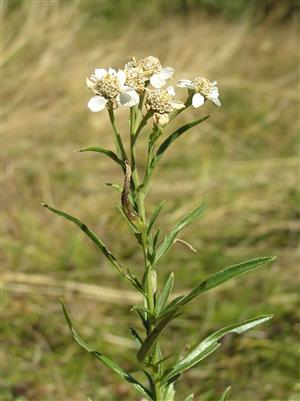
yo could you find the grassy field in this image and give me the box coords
[2,1,300,400]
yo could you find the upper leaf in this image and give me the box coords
[147,200,165,234]
[154,203,206,264]
[150,115,210,169]
[78,146,123,168]
[155,272,174,316]
[42,203,142,291]
[163,315,273,382]
[165,256,276,311]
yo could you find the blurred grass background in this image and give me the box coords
[2,0,300,400]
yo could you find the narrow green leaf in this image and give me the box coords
[220,386,231,401]
[155,273,174,316]
[129,327,143,348]
[150,115,210,169]
[78,146,123,167]
[142,370,156,397]
[42,203,141,289]
[106,182,123,193]
[154,203,206,264]
[60,300,152,399]
[131,304,153,316]
[183,394,194,401]
[174,256,276,308]
[147,200,165,234]
[117,204,140,234]
[163,315,273,382]
[137,309,178,362]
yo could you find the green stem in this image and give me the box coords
[108,108,127,161]
[129,100,164,401]
[154,380,162,401]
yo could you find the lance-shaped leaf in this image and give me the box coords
[220,386,231,401]
[165,256,276,312]
[154,203,206,264]
[163,315,272,382]
[180,256,276,306]
[137,309,179,362]
[78,146,123,168]
[150,115,210,169]
[61,300,152,400]
[42,203,142,291]
[155,272,174,316]
[147,200,165,234]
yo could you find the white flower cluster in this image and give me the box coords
[86,56,221,124]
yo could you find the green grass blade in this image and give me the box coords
[42,203,140,288]
[163,315,272,382]
[150,115,210,169]
[176,256,276,307]
[78,146,123,167]
[154,203,206,264]
[60,300,152,400]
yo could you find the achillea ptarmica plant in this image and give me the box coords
[43,55,275,401]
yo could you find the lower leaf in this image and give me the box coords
[61,300,152,400]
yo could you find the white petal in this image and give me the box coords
[87,96,107,112]
[211,80,218,87]
[208,96,221,107]
[94,69,107,80]
[86,77,94,88]
[209,88,219,97]
[118,90,139,107]
[125,61,135,69]
[192,93,205,108]
[160,67,175,79]
[150,74,166,88]
[166,86,175,96]
[108,67,117,76]
[117,69,126,86]
[172,100,185,110]
[177,79,195,89]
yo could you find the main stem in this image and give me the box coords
[129,106,163,401]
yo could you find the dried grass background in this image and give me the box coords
[2,1,300,400]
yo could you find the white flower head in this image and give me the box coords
[86,67,139,112]
[177,76,221,107]
[127,56,174,89]
[146,86,185,126]
[124,65,146,94]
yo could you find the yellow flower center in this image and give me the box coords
[193,77,212,97]
[93,74,121,99]
[125,68,146,93]
[138,56,162,79]
[146,89,174,114]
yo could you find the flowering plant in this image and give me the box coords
[43,56,275,401]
